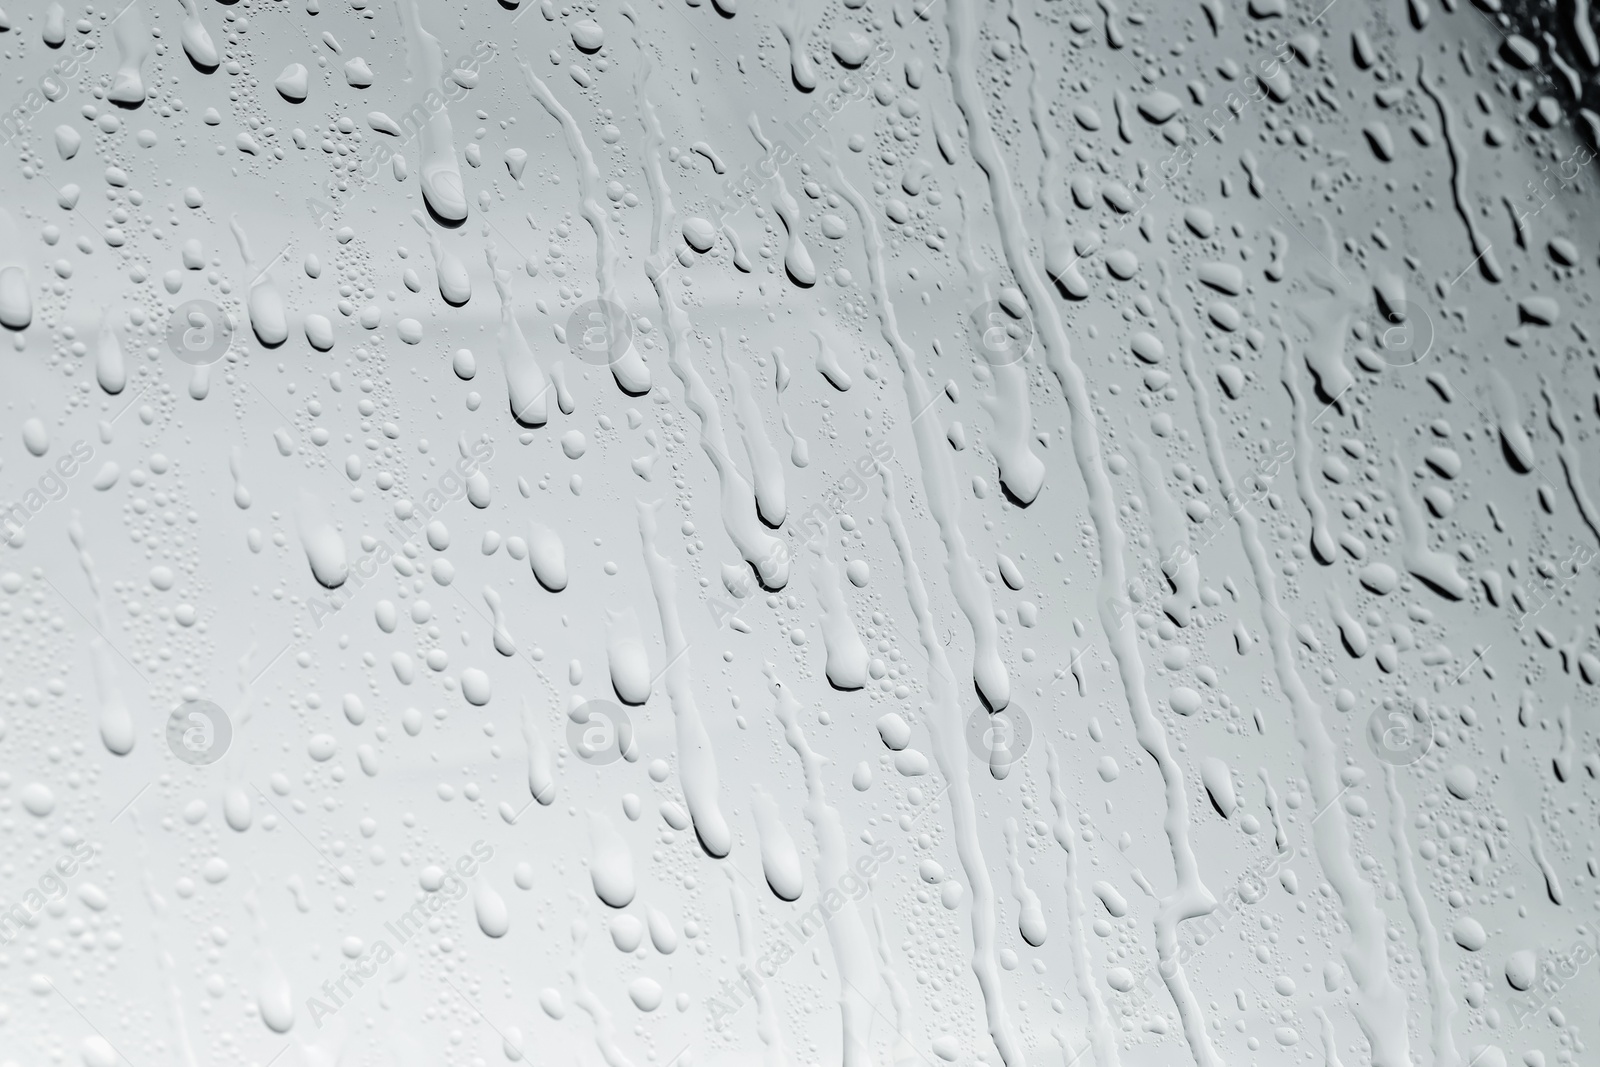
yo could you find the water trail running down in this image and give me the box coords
[1161,268,1412,1067]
